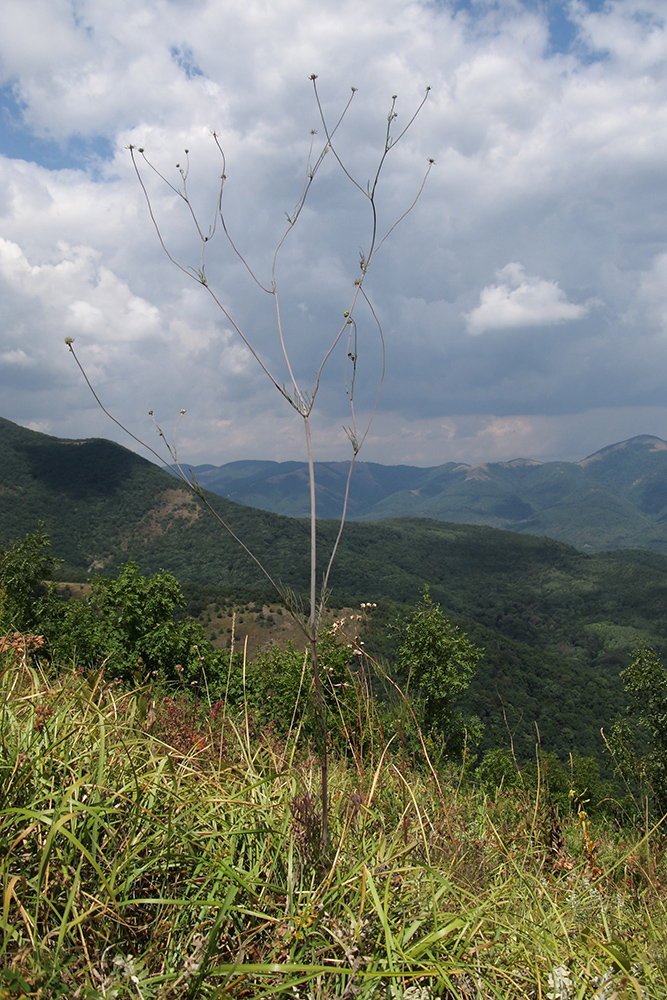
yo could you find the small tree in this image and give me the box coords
[36,561,215,683]
[608,644,667,816]
[0,527,56,632]
[395,586,482,757]
[68,80,432,850]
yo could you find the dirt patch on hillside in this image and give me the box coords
[134,488,201,541]
[198,600,362,657]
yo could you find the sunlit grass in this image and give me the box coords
[1,642,666,999]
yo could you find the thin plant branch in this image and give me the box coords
[74,81,432,855]
[66,339,284,604]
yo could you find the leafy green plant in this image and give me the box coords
[476,746,519,797]
[394,586,483,757]
[0,526,56,631]
[35,560,220,685]
[608,643,667,817]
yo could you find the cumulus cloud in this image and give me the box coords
[465,263,591,335]
[0,237,161,349]
[1,0,667,465]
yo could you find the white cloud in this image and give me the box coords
[570,0,667,72]
[1,0,667,466]
[0,237,160,347]
[465,263,590,335]
[351,407,667,467]
[1,348,30,366]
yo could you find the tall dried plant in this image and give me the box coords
[67,78,432,850]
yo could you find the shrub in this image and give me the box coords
[608,644,667,816]
[35,560,221,685]
[0,526,56,631]
[394,585,483,756]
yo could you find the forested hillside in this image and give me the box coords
[4,414,667,762]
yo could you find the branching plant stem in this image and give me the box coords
[70,80,432,854]
[66,340,281,598]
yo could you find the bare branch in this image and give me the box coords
[368,158,435,268]
[319,286,386,608]
[80,83,431,857]
[65,339,284,600]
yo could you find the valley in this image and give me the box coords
[3,414,667,764]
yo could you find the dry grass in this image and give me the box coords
[1,643,666,999]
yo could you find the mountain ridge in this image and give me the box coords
[174,434,667,551]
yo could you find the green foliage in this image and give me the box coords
[7,416,667,770]
[240,642,310,730]
[476,748,618,822]
[622,645,667,743]
[395,585,482,755]
[226,630,368,752]
[2,657,667,998]
[0,518,648,776]
[519,752,614,818]
[36,562,219,685]
[0,525,56,631]
[476,747,519,797]
[34,585,106,669]
[608,644,667,814]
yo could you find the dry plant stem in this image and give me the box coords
[78,82,431,855]
[367,652,455,840]
[304,412,330,848]
[66,342,280,598]
[320,286,386,614]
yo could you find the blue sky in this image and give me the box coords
[0,84,113,169]
[1,0,667,468]
[452,0,608,56]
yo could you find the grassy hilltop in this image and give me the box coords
[1,648,666,998]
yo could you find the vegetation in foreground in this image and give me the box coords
[2,637,667,999]
[2,529,667,997]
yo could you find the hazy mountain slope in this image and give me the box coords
[580,435,667,511]
[188,459,434,518]
[181,436,667,551]
[0,415,308,586]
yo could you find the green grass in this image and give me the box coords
[2,639,666,999]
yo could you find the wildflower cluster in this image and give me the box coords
[327,603,376,658]
[0,632,44,670]
[0,632,44,655]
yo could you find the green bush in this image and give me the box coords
[226,630,367,750]
[35,561,221,685]
[476,747,519,797]
[608,644,667,815]
[0,526,56,631]
[394,585,483,757]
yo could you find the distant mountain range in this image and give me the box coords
[6,413,667,761]
[178,435,667,552]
